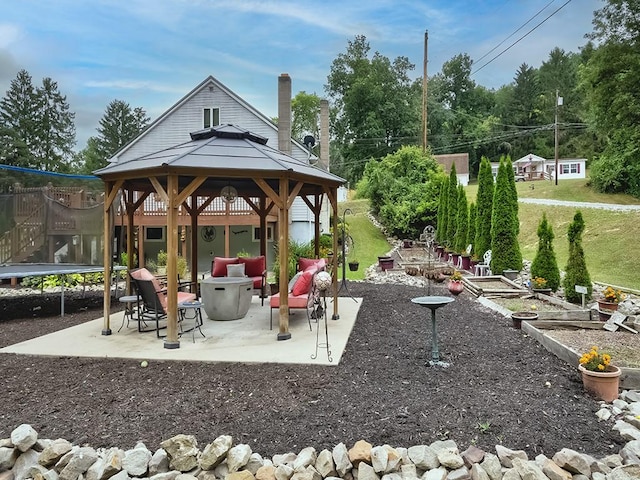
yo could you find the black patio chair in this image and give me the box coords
[129,268,197,337]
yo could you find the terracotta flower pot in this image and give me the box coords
[448,280,464,295]
[597,300,619,313]
[579,364,621,403]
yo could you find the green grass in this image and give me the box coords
[338,199,392,280]
[339,178,640,290]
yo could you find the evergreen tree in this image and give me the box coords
[445,164,458,247]
[0,70,39,168]
[474,157,494,257]
[530,213,561,291]
[490,158,522,274]
[436,179,448,243]
[563,211,592,303]
[467,202,476,256]
[80,99,150,173]
[34,77,76,172]
[453,185,468,253]
[0,70,75,173]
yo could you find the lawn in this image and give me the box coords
[338,178,640,291]
[338,198,392,280]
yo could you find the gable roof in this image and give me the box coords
[514,153,546,164]
[109,75,314,162]
[434,153,469,175]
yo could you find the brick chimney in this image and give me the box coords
[320,99,330,171]
[277,73,292,156]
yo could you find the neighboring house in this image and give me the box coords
[512,153,586,181]
[434,153,470,186]
[109,75,330,273]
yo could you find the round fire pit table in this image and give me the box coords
[201,277,253,320]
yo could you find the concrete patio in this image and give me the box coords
[0,296,362,366]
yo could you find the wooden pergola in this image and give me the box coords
[94,125,345,348]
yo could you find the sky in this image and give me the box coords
[0,0,601,151]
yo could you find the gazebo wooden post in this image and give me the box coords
[126,188,135,293]
[277,177,290,340]
[164,174,180,349]
[189,193,199,288]
[101,179,123,335]
[327,187,340,320]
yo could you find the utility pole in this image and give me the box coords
[554,89,563,186]
[422,30,428,152]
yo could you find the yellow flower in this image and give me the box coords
[580,345,614,372]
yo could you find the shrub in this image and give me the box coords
[563,210,592,303]
[490,157,522,274]
[474,157,494,258]
[530,213,560,291]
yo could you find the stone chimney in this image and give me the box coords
[277,73,292,156]
[320,99,330,171]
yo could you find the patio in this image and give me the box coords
[0,295,361,366]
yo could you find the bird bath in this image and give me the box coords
[411,296,455,367]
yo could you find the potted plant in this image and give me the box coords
[511,310,538,329]
[598,286,625,313]
[578,346,621,402]
[531,276,551,295]
[156,250,168,275]
[447,270,464,295]
[348,258,360,272]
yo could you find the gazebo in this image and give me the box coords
[94,124,345,348]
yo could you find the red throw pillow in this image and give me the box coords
[292,269,313,296]
[298,257,322,272]
[212,257,239,277]
[239,256,265,277]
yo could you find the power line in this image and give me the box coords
[473,0,557,67]
[471,0,574,77]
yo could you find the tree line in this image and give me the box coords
[0,1,637,199]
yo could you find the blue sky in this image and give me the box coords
[0,0,600,151]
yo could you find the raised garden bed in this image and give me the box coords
[463,275,528,297]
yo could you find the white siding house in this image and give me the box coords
[110,75,330,249]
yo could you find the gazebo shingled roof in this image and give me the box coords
[95,125,345,348]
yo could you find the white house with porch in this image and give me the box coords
[491,154,587,181]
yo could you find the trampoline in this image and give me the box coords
[0,263,126,316]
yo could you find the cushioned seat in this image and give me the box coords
[211,255,267,305]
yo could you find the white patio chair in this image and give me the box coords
[474,250,492,276]
[456,244,472,269]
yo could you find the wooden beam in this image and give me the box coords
[175,176,207,207]
[286,181,304,209]
[255,178,283,209]
[164,174,180,349]
[149,177,168,203]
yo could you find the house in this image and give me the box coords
[490,153,587,182]
[513,153,587,181]
[109,74,332,273]
[434,153,469,186]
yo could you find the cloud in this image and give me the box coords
[0,23,21,48]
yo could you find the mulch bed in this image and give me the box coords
[0,283,624,458]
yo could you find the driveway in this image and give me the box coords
[519,198,640,211]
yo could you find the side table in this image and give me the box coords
[118,295,139,332]
[179,301,205,343]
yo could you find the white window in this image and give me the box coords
[203,108,220,128]
[252,225,273,243]
[561,164,570,174]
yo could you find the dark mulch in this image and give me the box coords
[0,283,624,458]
